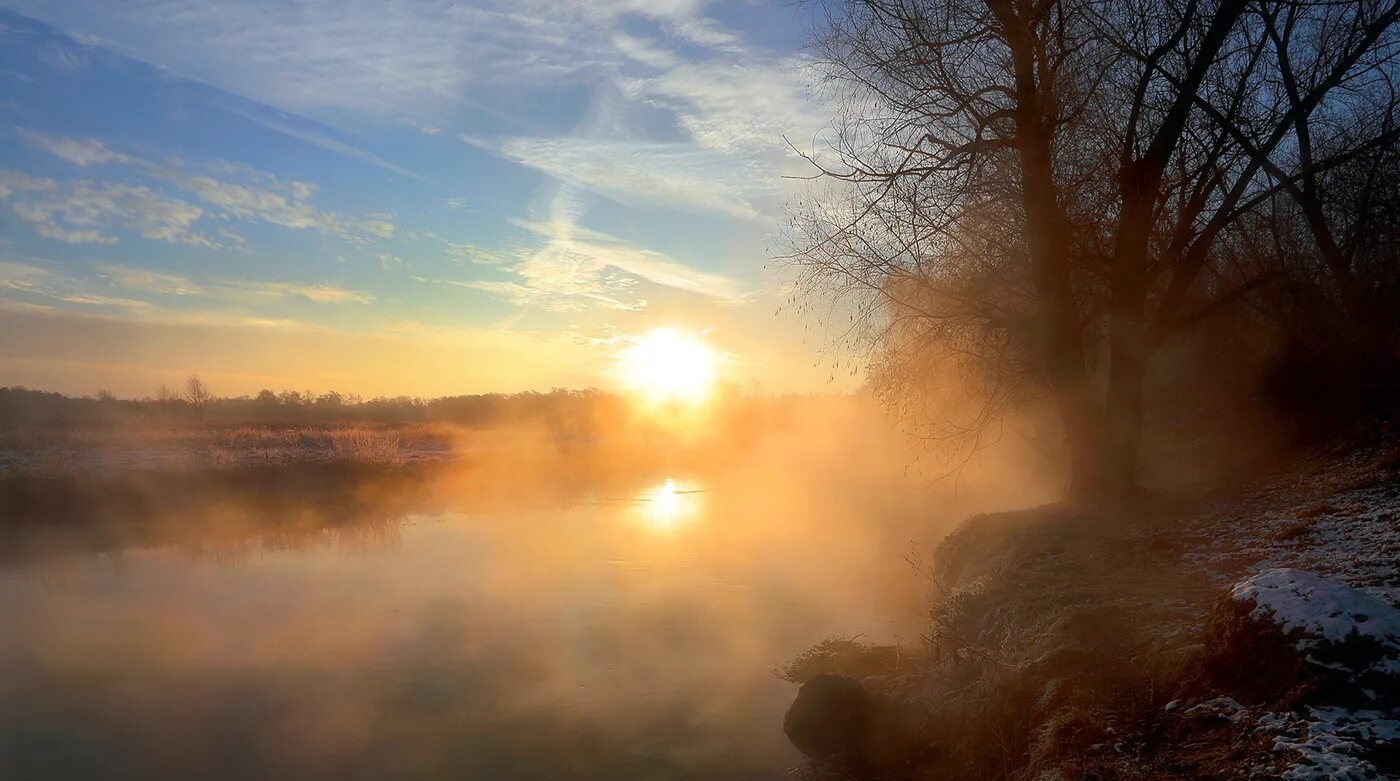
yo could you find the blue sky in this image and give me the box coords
[0,0,842,397]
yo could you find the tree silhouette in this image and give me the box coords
[789,0,1400,496]
[184,375,212,424]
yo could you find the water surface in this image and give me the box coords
[0,463,936,780]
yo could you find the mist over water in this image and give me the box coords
[0,401,1051,780]
[0,400,1052,778]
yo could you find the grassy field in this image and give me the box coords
[0,423,462,477]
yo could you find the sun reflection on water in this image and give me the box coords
[638,478,702,530]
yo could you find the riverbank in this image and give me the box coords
[783,431,1400,779]
[0,423,462,477]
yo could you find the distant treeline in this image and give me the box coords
[0,383,635,430]
[0,384,837,443]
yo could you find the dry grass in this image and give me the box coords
[0,422,462,477]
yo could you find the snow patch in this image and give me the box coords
[1229,568,1400,653]
[1256,707,1400,781]
[1185,480,1400,608]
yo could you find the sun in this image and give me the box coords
[616,328,719,406]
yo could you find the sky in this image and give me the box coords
[0,0,848,398]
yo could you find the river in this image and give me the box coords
[0,461,941,780]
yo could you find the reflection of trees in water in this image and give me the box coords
[0,465,418,568]
[0,456,718,570]
[2,510,408,571]
[8,549,131,589]
[179,515,406,565]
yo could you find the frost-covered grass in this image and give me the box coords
[863,439,1400,778]
[1174,449,1400,779]
[0,423,462,477]
[1183,458,1400,605]
[1184,695,1247,722]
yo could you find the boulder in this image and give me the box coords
[783,673,936,774]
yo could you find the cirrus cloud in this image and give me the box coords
[0,170,217,247]
[13,128,398,247]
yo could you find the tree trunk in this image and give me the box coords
[993,1,1109,497]
[1105,331,1148,494]
[1292,181,1381,355]
[1100,0,1248,497]
[1060,381,1114,499]
[1105,162,1158,496]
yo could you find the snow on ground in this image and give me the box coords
[1185,480,1400,608]
[1176,454,1400,779]
[1164,696,1400,779]
[1231,568,1400,654]
[1255,707,1400,781]
[1252,485,1400,606]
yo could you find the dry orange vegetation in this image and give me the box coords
[0,423,458,477]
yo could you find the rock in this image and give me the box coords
[783,673,936,774]
[784,674,873,764]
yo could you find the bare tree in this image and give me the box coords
[1094,0,1400,482]
[785,0,1110,491]
[789,0,1400,496]
[154,382,181,420]
[1211,0,1400,356]
[184,375,212,424]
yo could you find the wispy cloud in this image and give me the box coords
[93,261,373,305]
[95,262,203,295]
[0,170,217,247]
[0,259,67,292]
[0,68,37,84]
[422,185,747,311]
[37,39,84,73]
[400,118,442,135]
[9,0,818,173]
[465,134,767,220]
[56,291,157,309]
[228,106,427,182]
[412,274,618,312]
[610,31,679,69]
[637,56,826,161]
[453,24,824,223]
[16,127,131,166]
[3,257,375,327]
[9,1,736,117]
[213,278,375,305]
[423,231,509,265]
[14,128,397,247]
[0,258,168,316]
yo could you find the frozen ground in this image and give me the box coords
[1177,450,1400,779]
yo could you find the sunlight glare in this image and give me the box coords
[639,477,700,530]
[617,328,719,406]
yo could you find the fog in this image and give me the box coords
[0,395,1056,780]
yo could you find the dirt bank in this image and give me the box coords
[783,436,1400,779]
